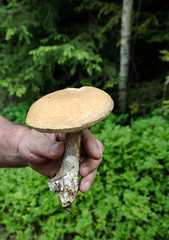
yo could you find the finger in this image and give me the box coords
[44,133,66,142]
[79,169,97,193]
[19,130,64,162]
[79,156,102,177]
[82,129,103,160]
[28,158,62,176]
[58,133,66,142]
[43,133,58,141]
[30,130,64,159]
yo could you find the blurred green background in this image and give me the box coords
[0,0,169,239]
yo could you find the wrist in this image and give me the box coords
[0,119,29,167]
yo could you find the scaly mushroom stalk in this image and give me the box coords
[48,132,82,210]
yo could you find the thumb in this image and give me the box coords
[34,140,65,160]
[19,130,65,162]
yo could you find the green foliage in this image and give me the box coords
[128,80,163,115]
[0,105,169,239]
[133,2,169,44]
[0,0,169,113]
[0,0,119,99]
[0,102,30,126]
[160,50,169,63]
[76,1,121,36]
[163,100,169,116]
[29,34,103,86]
[160,50,169,115]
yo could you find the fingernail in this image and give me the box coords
[51,143,61,154]
[84,181,91,192]
[82,167,91,176]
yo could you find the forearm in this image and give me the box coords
[0,116,28,167]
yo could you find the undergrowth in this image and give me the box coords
[0,104,169,239]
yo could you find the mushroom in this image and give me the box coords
[25,86,114,211]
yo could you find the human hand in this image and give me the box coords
[18,128,103,193]
[79,129,103,193]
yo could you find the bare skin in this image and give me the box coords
[0,116,103,193]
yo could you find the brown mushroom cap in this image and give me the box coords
[25,86,114,133]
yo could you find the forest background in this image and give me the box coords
[0,0,169,239]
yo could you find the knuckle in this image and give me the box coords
[91,169,97,180]
[23,148,36,162]
[90,159,101,169]
[18,138,37,162]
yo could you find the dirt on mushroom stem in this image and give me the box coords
[48,132,82,211]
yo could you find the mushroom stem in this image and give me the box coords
[48,131,82,209]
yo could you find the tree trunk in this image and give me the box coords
[118,0,133,113]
